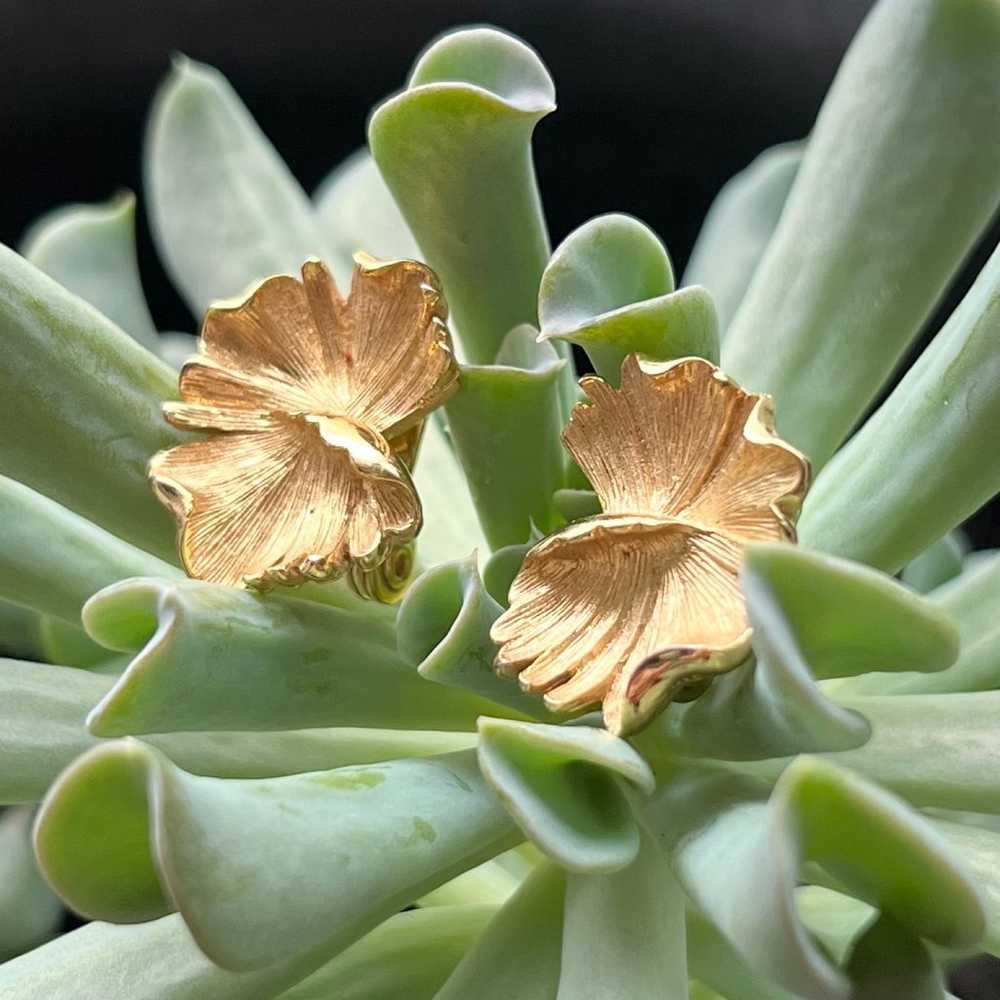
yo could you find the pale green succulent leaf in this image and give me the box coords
[397,555,546,717]
[0,476,177,625]
[845,913,947,1000]
[723,0,1000,468]
[552,488,600,522]
[413,411,487,567]
[444,326,565,549]
[313,149,419,286]
[37,615,121,670]
[21,192,160,352]
[481,541,533,607]
[157,331,198,369]
[902,531,968,594]
[477,717,654,873]
[416,856,521,908]
[538,213,719,383]
[435,862,565,1000]
[743,544,959,678]
[683,142,803,334]
[557,831,688,999]
[795,886,874,965]
[752,691,1000,814]
[801,242,1000,571]
[0,807,63,961]
[34,741,518,972]
[650,758,984,1000]
[0,600,44,661]
[146,56,333,316]
[369,26,577,418]
[0,657,472,805]
[932,549,1000,640]
[82,577,515,736]
[0,247,182,559]
[0,905,491,1000]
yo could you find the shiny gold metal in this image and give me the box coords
[149,254,458,598]
[491,354,809,735]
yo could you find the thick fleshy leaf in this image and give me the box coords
[0,904,493,1000]
[0,807,62,960]
[902,531,968,594]
[412,415,486,567]
[0,246,182,559]
[416,855,521,908]
[21,191,159,356]
[845,914,947,1000]
[0,476,176,624]
[313,148,419,286]
[21,192,160,351]
[445,327,566,548]
[683,142,802,333]
[933,549,1000,639]
[82,577,514,736]
[146,56,332,315]
[557,830,687,999]
[435,862,565,1000]
[538,213,719,383]
[801,243,1000,571]
[0,601,43,660]
[552,488,601,522]
[801,692,1000,813]
[0,657,472,804]
[34,741,518,971]
[477,717,654,873]
[481,541,532,606]
[932,818,1000,957]
[723,0,1000,468]
[37,615,119,670]
[397,556,545,717]
[649,758,984,1000]
[369,27,574,404]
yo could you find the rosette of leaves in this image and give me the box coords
[2,0,1000,996]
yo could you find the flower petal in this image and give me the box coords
[149,416,419,588]
[563,355,808,541]
[491,514,750,724]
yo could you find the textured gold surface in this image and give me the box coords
[149,255,458,594]
[491,355,809,735]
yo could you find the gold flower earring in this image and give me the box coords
[148,254,458,601]
[491,354,809,735]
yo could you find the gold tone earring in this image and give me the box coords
[148,254,458,602]
[491,354,810,736]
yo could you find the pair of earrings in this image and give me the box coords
[150,255,809,735]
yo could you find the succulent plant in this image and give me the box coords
[2,0,1000,997]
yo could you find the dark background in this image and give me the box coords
[2,4,999,991]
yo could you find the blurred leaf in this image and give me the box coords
[650,758,983,1000]
[412,415,486,567]
[0,476,176,624]
[34,742,518,972]
[801,243,1000,571]
[157,331,197,369]
[313,148,419,286]
[932,549,1000,640]
[845,914,946,1000]
[723,0,1000,468]
[37,615,119,670]
[902,531,968,594]
[146,56,332,315]
[397,555,546,717]
[538,213,718,383]
[445,327,566,548]
[932,818,1000,956]
[558,831,687,999]
[0,601,43,661]
[276,904,495,1000]
[683,142,803,334]
[477,717,653,873]
[369,26,575,410]
[481,542,532,607]
[435,862,565,1000]
[416,856,520,908]
[754,691,1000,813]
[0,807,62,961]
[552,488,600,522]
[0,905,490,1000]
[82,577,513,736]
[21,191,160,352]
[0,247,182,559]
